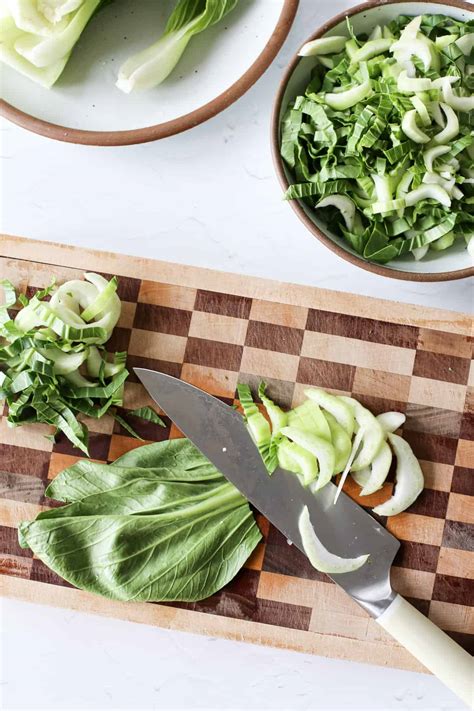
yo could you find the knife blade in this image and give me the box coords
[135,368,398,617]
[134,372,473,704]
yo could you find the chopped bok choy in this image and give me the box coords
[282,14,474,264]
[0,273,129,455]
[237,383,424,517]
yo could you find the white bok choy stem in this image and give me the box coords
[299,506,369,574]
[373,434,424,516]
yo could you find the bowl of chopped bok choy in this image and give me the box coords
[272,0,474,281]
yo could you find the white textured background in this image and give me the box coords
[0,0,471,708]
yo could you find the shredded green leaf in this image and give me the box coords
[0,275,127,455]
[281,14,474,264]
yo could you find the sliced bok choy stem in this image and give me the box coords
[325,79,371,111]
[287,399,331,440]
[281,426,335,491]
[316,195,356,231]
[353,441,392,496]
[304,388,355,438]
[377,411,406,433]
[299,506,369,574]
[277,438,318,486]
[373,434,424,516]
[299,36,347,56]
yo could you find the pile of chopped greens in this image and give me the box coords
[280,14,474,264]
[19,438,261,601]
[0,273,129,454]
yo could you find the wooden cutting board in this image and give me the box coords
[1,235,472,673]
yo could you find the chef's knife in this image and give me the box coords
[136,369,472,706]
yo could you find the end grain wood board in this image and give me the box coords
[1,235,472,673]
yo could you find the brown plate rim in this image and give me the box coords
[0,0,299,146]
[271,0,474,283]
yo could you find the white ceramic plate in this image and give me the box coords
[0,0,298,145]
[272,0,474,281]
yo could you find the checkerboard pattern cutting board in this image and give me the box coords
[1,236,472,673]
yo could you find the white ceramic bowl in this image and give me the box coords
[272,0,474,282]
[0,0,298,146]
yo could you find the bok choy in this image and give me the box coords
[18,438,261,602]
[281,14,474,263]
[0,273,128,454]
[0,0,111,87]
[116,0,238,93]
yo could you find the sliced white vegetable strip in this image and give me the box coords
[38,347,88,375]
[397,71,432,94]
[405,185,451,208]
[299,506,369,574]
[340,396,385,472]
[351,468,370,488]
[393,40,432,71]
[441,82,474,113]
[298,36,347,56]
[281,426,335,491]
[377,411,406,433]
[304,388,355,437]
[316,195,355,231]
[350,38,393,64]
[287,400,331,440]
[423,144,451,172]
[357,441,392,496]
[277,438,318,486]
[397,15,422,42]
[401,110,430,143]
[455,33,474,55]
[433,103,459,144]
[430,101,445,128]
[325,80,371,111]
[411,96,431,127]
[323,411,351,474]
[373,434,424,516]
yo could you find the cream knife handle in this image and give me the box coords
[377,595,473,708]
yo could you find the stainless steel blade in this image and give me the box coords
[135,368,399,617]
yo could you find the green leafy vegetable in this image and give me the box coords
[116,0,238,93]
[129,406,166,427]
[0,274,127,455]
[282,14,474,264]
[19,438,261,602]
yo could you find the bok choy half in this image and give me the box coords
[116,0,239,93]
[0,0,112,87]
[281,14,474,264]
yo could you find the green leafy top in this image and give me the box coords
[19,438,261,603]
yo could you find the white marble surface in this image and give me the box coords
[0,0,471,709]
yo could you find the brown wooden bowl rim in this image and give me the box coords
[271,0,474,282]
[0,0,299,146]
